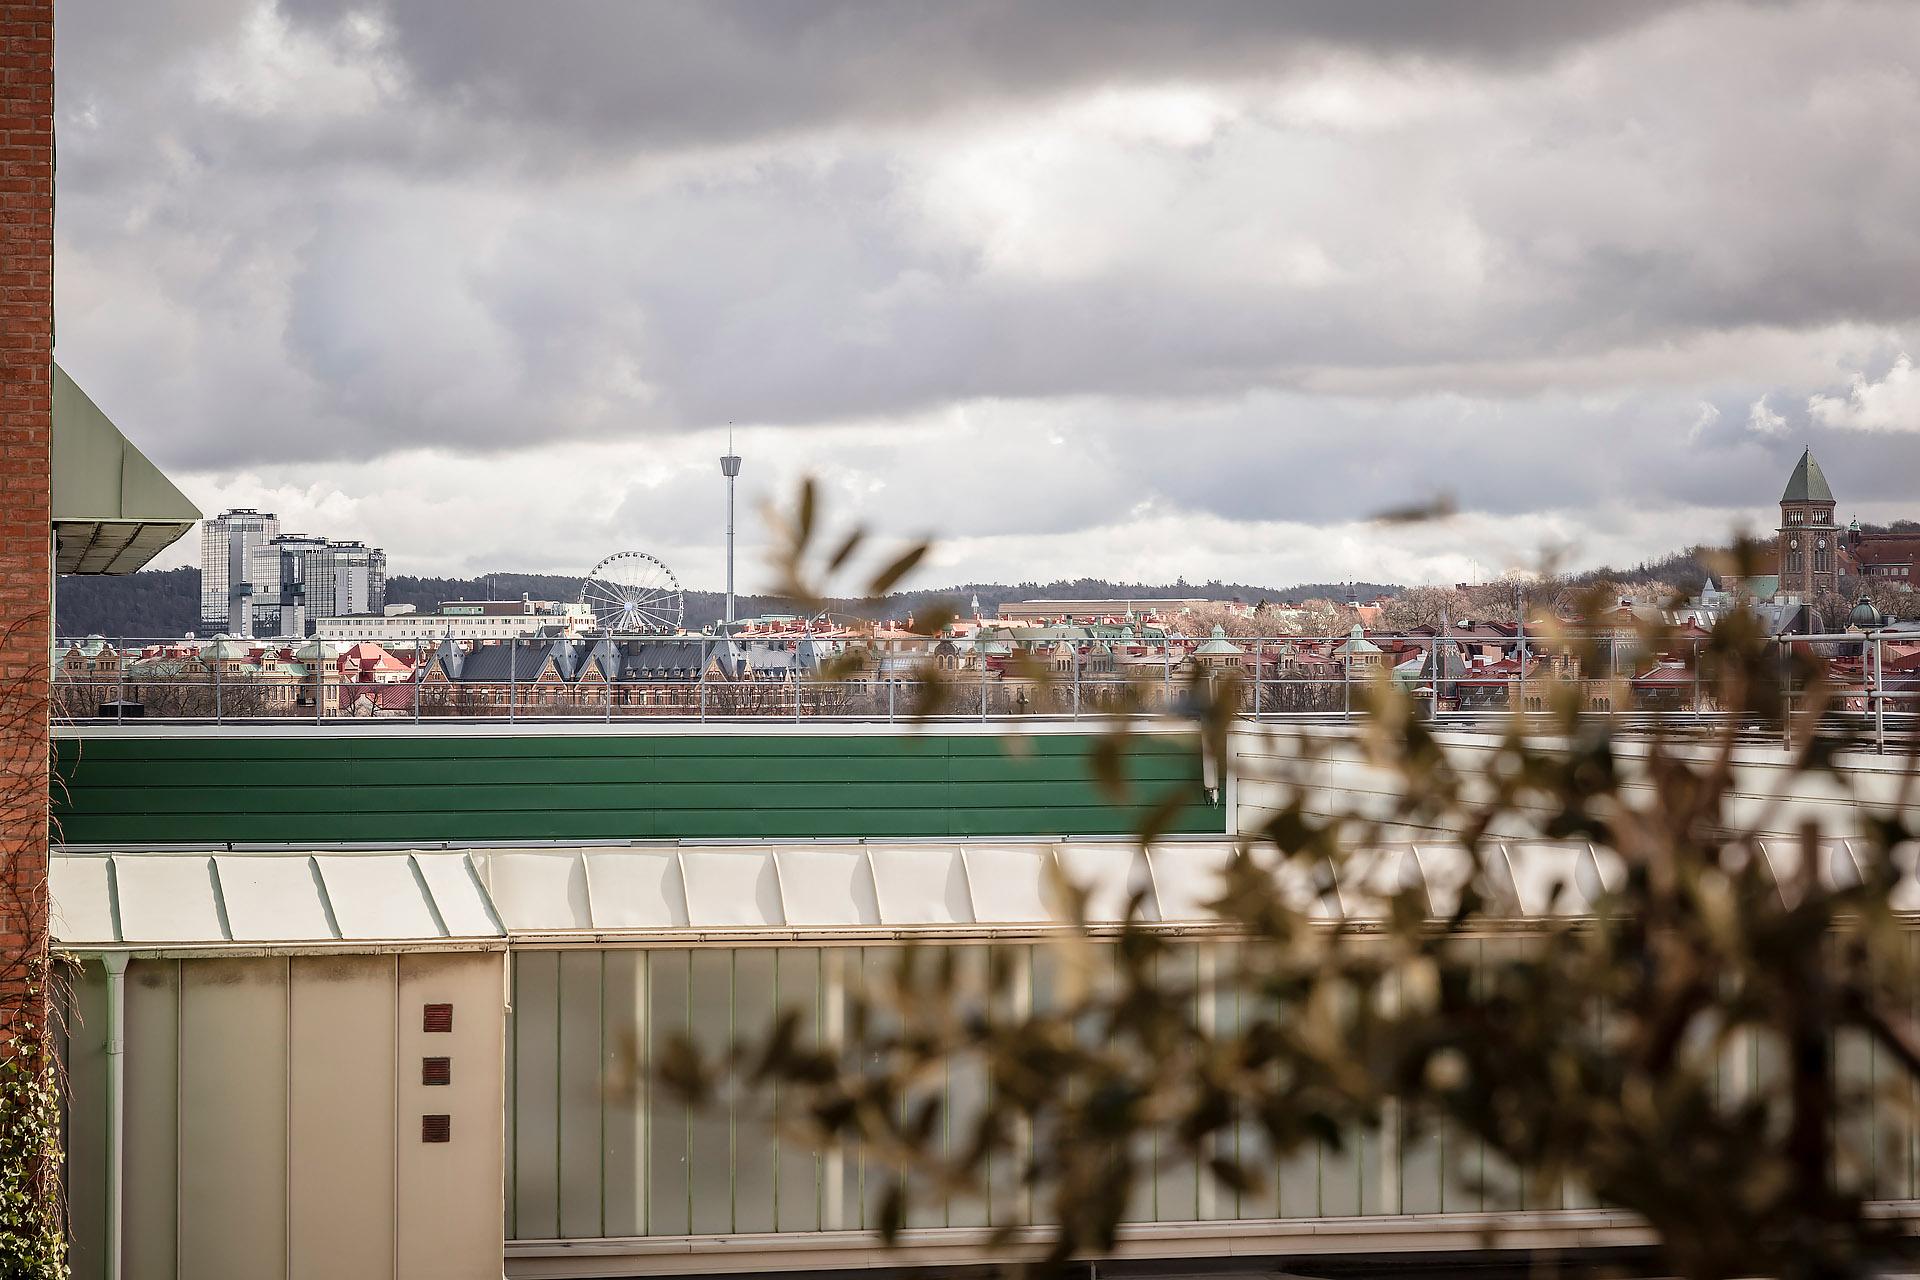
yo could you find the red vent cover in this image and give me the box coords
[422,1057,451,1086]
[422,1114,451,1143]
[422,1003,453,1033]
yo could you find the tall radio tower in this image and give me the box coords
[720,433,742,630]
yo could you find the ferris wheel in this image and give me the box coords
[579,552,685,634]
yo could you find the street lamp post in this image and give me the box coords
[721,442,742,632]
[1849,594,1886,753]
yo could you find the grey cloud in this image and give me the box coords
[48,0,1920,582]
[278,0,1686,153]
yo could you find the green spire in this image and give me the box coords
[1781,448,1835,504]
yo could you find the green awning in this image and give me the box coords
[51,363,201,574]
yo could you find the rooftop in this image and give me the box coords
[1782,447,1836,504]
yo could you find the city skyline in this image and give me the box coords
[53,2,1920,589]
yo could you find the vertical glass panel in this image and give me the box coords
[1904,931,1920,1202]
[1318,1127,1361,1218]
[557,950,605,1238]
[733,949,778,1233]
[1120,1136,1155,1224]
[1354,943,1388,1216]
[1199,943,1250,1221]
[1477,939,1524,1214]
[1836,1024,1876,1198]
[687,950,735,1234]
[1398,1105,1444,1215]
[1027,943,1061,1228]
[825,948,863,1231]
[647,950,691,1236]
[1440,940,1485,1213]
[1890,932,1920,1201]
[905,943,949,1231]
[986,945,1033,1229]
[603,950,648,1237]
[1358,1121,1386,1215]
[1153,944,1200,1222]
[512,950,560,1239]
[860,947,902,1231]
[946,944,992,1228]
[775,949,822,1232]
[1276,1136,1321,1219]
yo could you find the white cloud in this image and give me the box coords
[1808,353,1920,432]
[1686,401,1719,443]
[1747,394,1788,437]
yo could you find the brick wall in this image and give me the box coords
[0,0,54,1042]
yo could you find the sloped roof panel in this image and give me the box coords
[1329,845,1424,920]
[315,855,444,939]
[1055,843,1156,922]
[1892,843,1920,913]
[48,855,116,945]
[413,853,502,937]
[961,844,1058,923]
[680,850,783,927]
[214,855,335,942]
[775,847,880,926]
[581,851,687,929]
[484,850,592,931]
[870,845,973,925]
[1504,842,1589,916]
[112,856,226,943]
[1144,842,1237,922]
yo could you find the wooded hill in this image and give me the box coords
[54,568,1403,639]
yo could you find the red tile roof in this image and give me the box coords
[1852,535,1920,567]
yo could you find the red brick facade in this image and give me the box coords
[0,0,54,1042]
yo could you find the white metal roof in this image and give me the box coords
[51,850,502,948]
[50,837,1920,951]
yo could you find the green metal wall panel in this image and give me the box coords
[53,730,1218,845]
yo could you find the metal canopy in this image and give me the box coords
[50,837,1920,951]
[51,363,201,574]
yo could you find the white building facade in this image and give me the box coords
[314,598,595,645]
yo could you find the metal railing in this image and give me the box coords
[49,631,1920,747]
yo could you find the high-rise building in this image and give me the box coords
[199,507,280,634]
[252,534,389,636]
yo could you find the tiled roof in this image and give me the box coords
[454,639,568,684]
[1852,536,1920,566]
[616,640,712,681]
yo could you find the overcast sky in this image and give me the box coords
[52,1,1920,592]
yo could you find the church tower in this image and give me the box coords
[1778,447,1838,598]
